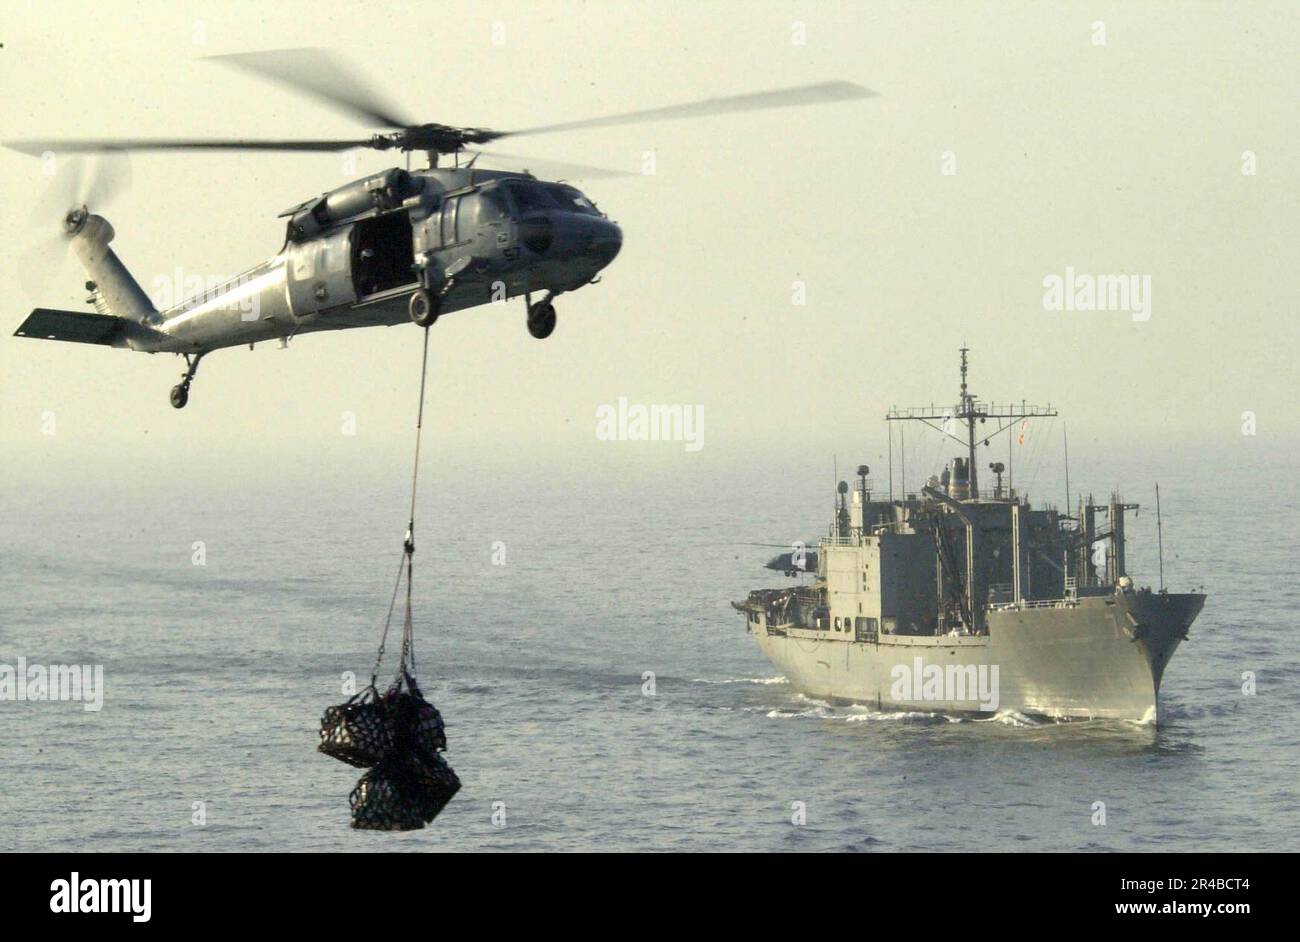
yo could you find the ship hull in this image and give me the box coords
[750,592,1205,723]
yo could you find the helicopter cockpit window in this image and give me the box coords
[476,187,509,222]
[503,181,558,214]
[543,184,602,216]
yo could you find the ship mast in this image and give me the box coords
[959,346,978,496]
[886,348,1057,501]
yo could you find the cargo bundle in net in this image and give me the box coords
[319,631,460,830]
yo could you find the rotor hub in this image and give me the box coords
[369,124,505,155]
[62,205,89,236]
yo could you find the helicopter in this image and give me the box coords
[7,49,871,408]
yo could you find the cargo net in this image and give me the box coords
[318,672,448,769]
[337,671,459,831]
[318,507,460,829]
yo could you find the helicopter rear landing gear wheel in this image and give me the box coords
[169,352,204,409]
[526,295,557,340]
[409,288,440,328]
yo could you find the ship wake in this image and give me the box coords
[761,694,961,724]
[693,675,790,686]
[757,696,1082,728]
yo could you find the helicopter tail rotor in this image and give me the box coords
[20,154,124,306]
[20,152,154,323]
[26,152,133,234]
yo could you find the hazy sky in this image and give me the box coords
[2,1,1296,490]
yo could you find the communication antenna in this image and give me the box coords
[888,422,894,503]
[1155,483,1165,592]
[1008,426,1013,495]
[900,423,906,499]
[1063,422,1071,518]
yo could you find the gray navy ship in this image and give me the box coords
[733,350,1205,724]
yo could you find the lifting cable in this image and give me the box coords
[317,324,461,831]
[371,325,432,687]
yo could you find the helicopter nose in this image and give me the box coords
[590,219,622,268]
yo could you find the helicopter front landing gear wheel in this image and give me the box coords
[169,352,204,409]
[526,295,557,340]
[409,288,440,328]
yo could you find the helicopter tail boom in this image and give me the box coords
[67,213,157,325]
[15,212,161,351]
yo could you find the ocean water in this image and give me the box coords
[2,448,1297,852]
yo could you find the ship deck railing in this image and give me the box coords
[987,596,1081,612]
[820,534,859,546]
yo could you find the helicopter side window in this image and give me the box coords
[476,187,508,222]
[543,183,601,216]
[439,196,459,246]
[452,190,507,240]
[504,181,558,214]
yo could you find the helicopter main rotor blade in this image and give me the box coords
[3,62,872,161]
[204,47,414,129]
[502,80,874,139]
[4,138,373,156]
[469,149,635,180]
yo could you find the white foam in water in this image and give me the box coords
[763,692,831,719]
[973,709,1041,727]
[715,678,1070,728]
[1126,706,1159,728]
[844,710,961,724]
[694,676,789,685]
[761,695,962,724]
[766,708,819,719]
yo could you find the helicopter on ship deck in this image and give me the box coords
[6,48,871,408]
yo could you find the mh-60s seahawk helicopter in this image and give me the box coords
[8,49,870,408]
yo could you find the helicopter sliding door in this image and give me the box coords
[286,225,359,317]
[352,210,417,298]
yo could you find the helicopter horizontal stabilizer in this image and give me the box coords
[13,308,129,346]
